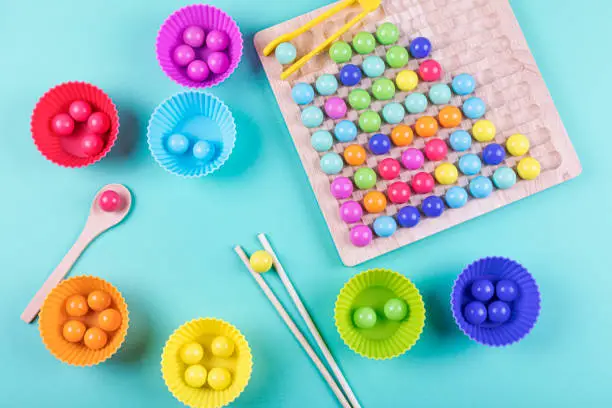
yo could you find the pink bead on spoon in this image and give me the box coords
[21,184,132,323]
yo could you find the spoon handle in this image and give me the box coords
[21,227,98,323]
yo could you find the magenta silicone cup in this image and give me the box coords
[156,4,243,88]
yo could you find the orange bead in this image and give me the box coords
[65,294,89,317]
[84,327,108,350]
[438,106,462,128]
[343,144,367,166]
[390,124,414,146]
[363,191,387,213]
[62,320,86,343]
[415,116,438,137]
[87,290,112,312]
[98,308,122,332]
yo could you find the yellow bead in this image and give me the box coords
[211,336,235,358]
[434,163,459,185]
[207,367,232,391]
[184,364,208,388]
[472,120,496,142]
[180,342,204,364]
[249,250,273,273]
[506,133,530,156]
[517,157,541,180]
[395,70,419,91]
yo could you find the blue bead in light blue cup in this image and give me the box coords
[362,56,386,78]
[316,74,338,96]
[320,152,344,175]
[382,102,405,124]
[452,73,476,95]
[147,91,236,177]
[334,120,358,142]
[292,82,315,105]
[166,133,190,155]
[373,216,397,237]
[428,83,452,105]
[462,97,486,119]
[311,130,334,152]
[459,154,482,176]
[192,140,216,162]
[469,176,493,198]
[445,186,468,208]
[449,130,472,152]
[275,42,297,64]
[492,167,517,189]
[404,93,428,114]
[301,106,324,128]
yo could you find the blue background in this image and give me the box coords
[0,0,609,406]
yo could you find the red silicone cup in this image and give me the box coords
[31,82,119,168]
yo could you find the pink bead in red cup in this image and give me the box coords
[51,113,75,136]
[87,112,110,134]
[69,100,92,122]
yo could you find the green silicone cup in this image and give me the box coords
[334,269,426,360]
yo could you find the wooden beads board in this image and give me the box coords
[254,0,581,266]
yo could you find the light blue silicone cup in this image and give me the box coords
[147,91,236,177]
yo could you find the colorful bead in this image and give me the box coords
[469,176,493,198]
[434,163,458,185]
[404,93,428,114]
[464,301,487,325]
[395,70,419,91]
[359,111,381,133]
[496,280,519,302]
[324,97,347,119]
[458,154,482,175]
[81,134,105,157]
[472,120,496,142]
[415,116,438,138]
[517,157,541,180]
[488,301,511,323]
[275,42,297,64]
[316,74,339,95]
[387,181,411,204]
[449,130,472,152]
[311,130,333,152]
[354,167,377,189]
[428,83,452,105]
[69,100,92,122]
[98,190,122,212]
[183,26,206,48]
[492,167,517,189]
[451,74,476,95]
[330,41,352,63]
[506,134,530,156]
[352,32,376,54]
[192,140,215,161]
[445,186,468,208]
[397,206,420,227]
[424,138,448,161]
[369,133,391,155]
[292,83,315,105]
[348,89,371,110]
[438,106,462,128]
[401,148,424,170]
[418,60,442,82]
[373,216,398,237]
[409,37,431,59]
[51,113,75,136]
[411,172,435,194]
[378,158,401,180]
[334,120,358,142]
[363,191,387,213]
[301,106,324,128]
[382,102,405,124]
[376,22,400,45]
[482,143,506,165]
[343,144,367,166]
[331,177,354,199]
[173,44,196,67]
[462,97,486,119]
[207,52,229,74]
[187,60,210,81]
[471,279,495,301]
[340,201,363,223]
[206,30,230,51]
[340,64,362,86]
[371,78,396,100]
[362,56,386,78]
[166,134,190,155]
[320,152,344,175]
[386,46,409,68]
[421,196,444,217]
[353,306,377,327]
[87,112,110,134]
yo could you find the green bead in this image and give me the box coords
[371,78,395,101]
[376,22,399,45]
[358,110,381,133]
[329,41,352,63]
[348,89,371,110]
[384,298,408,321]
[353,306,377,329]
[354,167,377,189]
[386,45,409,68]
[352,32,376,55]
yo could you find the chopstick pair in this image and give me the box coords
[234,234,360,408]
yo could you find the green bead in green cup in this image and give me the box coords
[329,41,352,63]
[352,32,376,54]
[371,78,396,101]
[358,110,381,133]
[384,298,408,321]
[348,89,371,110]
[375,22,400,45]
[386,45,409,68]
[354,167,377,189]
[353,307,377,329]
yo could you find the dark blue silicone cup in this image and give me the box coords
[451,257,541,347]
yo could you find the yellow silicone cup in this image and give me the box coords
[161,318,253,408]
[334,269,426,360]
[39,275,129,366]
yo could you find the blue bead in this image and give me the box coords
[373,216,398,237]
[275,42,297,64]
[409,37,431,59]
[445,186,468,209]
[469,176,493,198]
[166,133,190,155]
[492,167,517,190]
[339,64,362,86]
[464,301,487,325]
[458,154,481,175]
[397,206,420,227]
[428,83,452,105]
[334,120,358,142]
[488,301,511,323]
[471,279,495,302]
[320,152,344,175]
[301,106,324,128]
[362,56,386,78]
[382,102,405,124]
[311,130,333,152]
[421,196,444,217]
[451,74,476,95]
[368,133,391,155]
[462,97,486,119]
[291,82,315,105]
[482,143,506,165]
[449,130,472,152]
[496,280,518,302]
[315,74,338,96]
[192,140,216,161]
[404,93,428,114]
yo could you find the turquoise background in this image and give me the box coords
[0,0,609,406]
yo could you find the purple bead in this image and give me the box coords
[350,224,373,247]
[186,60,210,82]
[207,52,230,74]
[324,97,347,120]
[482,143,506,165]
[464,301,487,325]
[173,45,196,67]
[471,279,494,302]
[330,177,354,199]
[339,201,363,223]
[401,148,424,170]
[206,30,230,51]
[339,64,362,86]
[488,301,511,323]
[496,280,518,302]
[396,206,420,228]
[183,26,206,48]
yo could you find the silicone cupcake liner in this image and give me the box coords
[161,318,253,408]
[156,4,243,88]
[335,269,426,360]
[39,275,129,366]
[451,257,541,347]
[31,82,119,168]
[147,91,236,177]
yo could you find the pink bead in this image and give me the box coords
[207,52,230,74]
[98,190,122,212]
[206,30,230,51]
[424,138,448,161]
[387,181,411,204]
[350,225,373,247]
[411,172,435,194]
[173,44,196,67]
[418,59,442,82]
[324,97,347,120]
[183,26,206,48]
[330,177,354,199]
[81,134,105,157]
[51,113,75,136]
[378,158,401,180]
[69,100,92,122]
[401,148,424,170]
[87,112,110,134]
[186,60,210,81]
[340,200,363,223]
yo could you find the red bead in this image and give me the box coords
[87,112,111,134]
[98,190,122,212]
[51,113,75,136]
[81,134,105,157]
[411,172,435,194]
[387,181,411,204]
[378,158,401,180]
[424,138,448,161]
[418,60,442,82]
[69,100,92,122]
